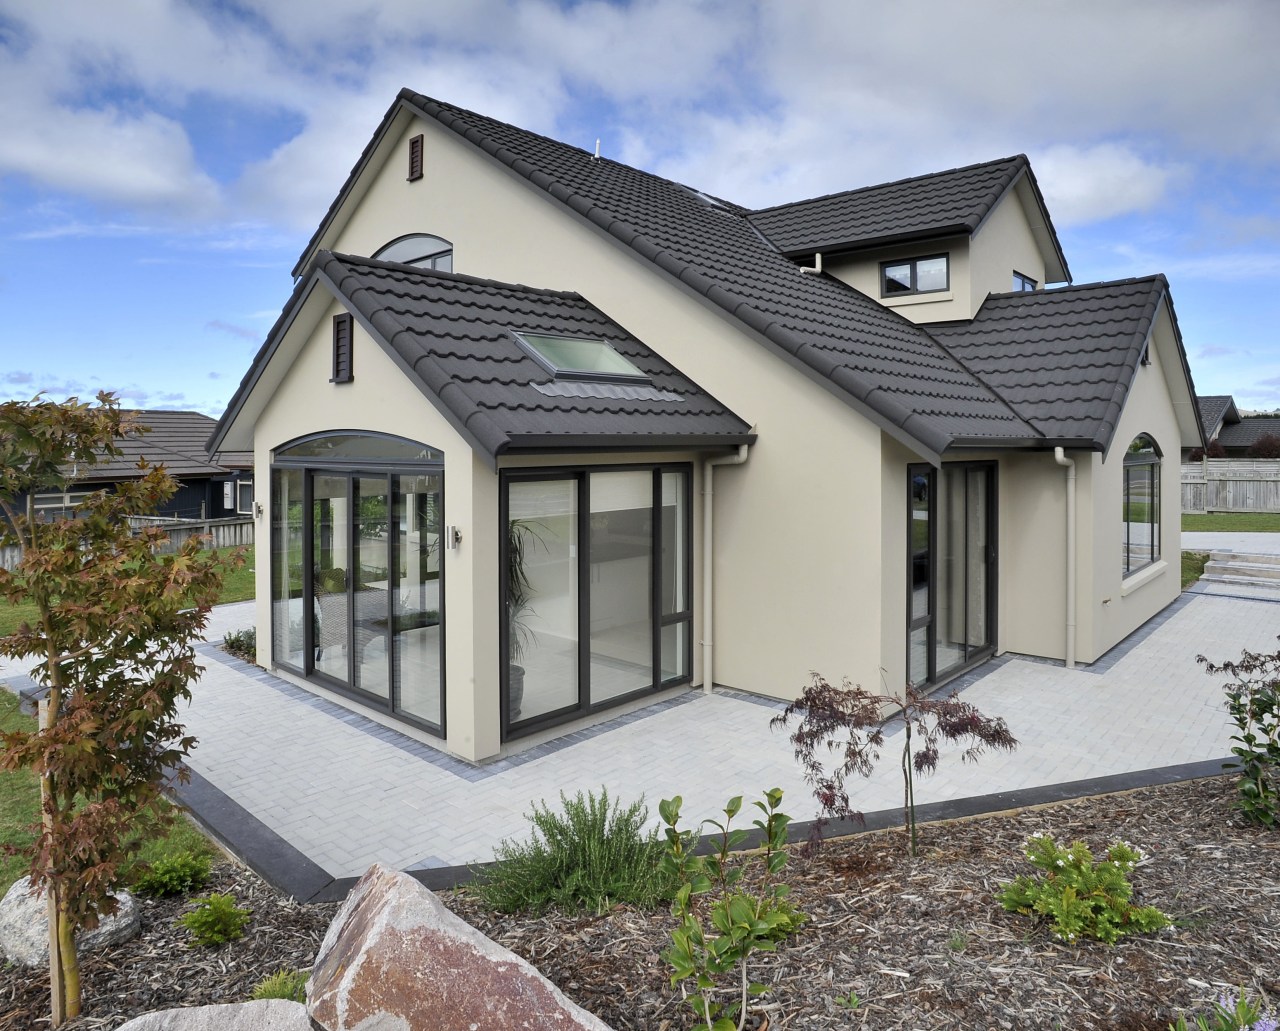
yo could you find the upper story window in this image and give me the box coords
[1122,434,1161,575]
[373,234,453,272]
[515,332,648,383]
[1013,271,1037,292]
[881,255,948,297]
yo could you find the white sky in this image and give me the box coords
[1,0,1277,413]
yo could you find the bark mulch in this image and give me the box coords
[2,775,1276,1030]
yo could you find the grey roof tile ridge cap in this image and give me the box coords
[319,249,591,304]
[981,273,1168,302]
[748,154,1026,217]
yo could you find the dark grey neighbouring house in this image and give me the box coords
[1194,394,1280,457]
[29,410,253,521]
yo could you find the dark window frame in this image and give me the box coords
[1122,434,1162,576]
[499,462,693,742]
[1012,271,1037,292]
[270,433,446,737]
[880,253,950,297]
[372,233,452,271]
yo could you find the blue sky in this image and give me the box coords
[1,0,1277,418]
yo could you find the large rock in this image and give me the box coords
[309,863,613,1031]
[115,999,310,1030]
[0,876,140,967]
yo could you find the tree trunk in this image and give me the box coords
[39,699,67,1027]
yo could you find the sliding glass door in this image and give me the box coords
[907,462,996,687]
[502,465,691,738]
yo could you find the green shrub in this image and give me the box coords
[180,892,252,946]
[250,969,309,1003]
[470,787,673,915]
[997,835,1170,944]
[223,628,257,662]
[132,850,212,897]
[1200,648,1280,827]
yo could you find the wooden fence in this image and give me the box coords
[0,515,254,571]
[1182,460,1280,513]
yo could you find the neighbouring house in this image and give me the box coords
[209,91,1204,763]
[27,410,252,521]
[1193,395,1280,457]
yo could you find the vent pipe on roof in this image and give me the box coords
[800,252,824,275]
[1054,447,1077,669]
[593,138,601,161]
[701,438,752,694]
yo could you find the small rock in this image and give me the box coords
[309,862,613,1030]
[0,876,140,967]
[115,999,311,1030]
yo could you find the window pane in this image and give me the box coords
[271,469,305,668]
[661,621,689,682]
[915,256,948,292]
[394,473,443,727]
[352,476,391,700]
[935,467,966,676]
[589,471,654,704]
[883,262,913,294]
[509,479,579,723]
[519,333,646,378]
[909,626,929,687]
[313,475,351,683]
[910,470,930,621]
[661,472,687,615]
[278,433,442,463]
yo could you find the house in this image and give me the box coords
[1193,395,1280,457]
[209,91,1203,763]
[30,410,252,521]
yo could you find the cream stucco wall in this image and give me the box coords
[1081,307,1184,661]
[968,189,1047,306]
[824,236,972,324]
[307,114,890,703]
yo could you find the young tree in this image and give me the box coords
[0,394,227,1024]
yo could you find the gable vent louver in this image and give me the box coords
[332,312,353,383]
[407,134,424,182]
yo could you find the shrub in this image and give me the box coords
[180,892,252,947]
[250,969,309,1003]
[470,787,673,915]
[1170,989,1277,1030]
[1246,433,1280,459]
[997,835,1169,944]
[132,850,212,898]
[1199,646,1280,826]
[660,789,805,1031]
[223,628,257,662]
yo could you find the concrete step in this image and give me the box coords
[1207,549,1280,566]
[1200,573,1280,590]
[1203,560,1280,582]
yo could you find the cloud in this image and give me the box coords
[1032,143,1180,226]
[206,320,259,342]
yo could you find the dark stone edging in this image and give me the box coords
[172,754,1234,905]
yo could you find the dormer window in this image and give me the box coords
[373,234,453,272]
[881,255,948,297]
[1013,271,1037,292]
[515,332,648,382]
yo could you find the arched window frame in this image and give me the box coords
[1122,433,1162,575]
[372,234,453,272]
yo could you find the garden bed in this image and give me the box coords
[0,775,1275,1030]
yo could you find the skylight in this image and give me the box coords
[515,333,648,381]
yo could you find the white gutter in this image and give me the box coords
[800,252,824,275]
[701,441,751,694]
[1053,447,1077,669]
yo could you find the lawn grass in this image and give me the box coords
[0,548,253,637]
[1181,551,1209,590]
[0,691,216,897]
[1182,512,1280,532]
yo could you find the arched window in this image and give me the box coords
[1122,434,1161,574]
[372,234,452,272]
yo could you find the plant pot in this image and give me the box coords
[508,664,525,720]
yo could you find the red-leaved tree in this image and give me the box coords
[0,394,228,1024]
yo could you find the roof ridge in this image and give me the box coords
[748,155,1027,216]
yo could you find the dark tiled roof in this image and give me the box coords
[83,410,233,481]
[1217,417,1280,449]
[381,92,1044,459]
[314,252,752,459]
[1196,394,1238,438]
[926,278,1176,450]
[749,156,1023,253]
